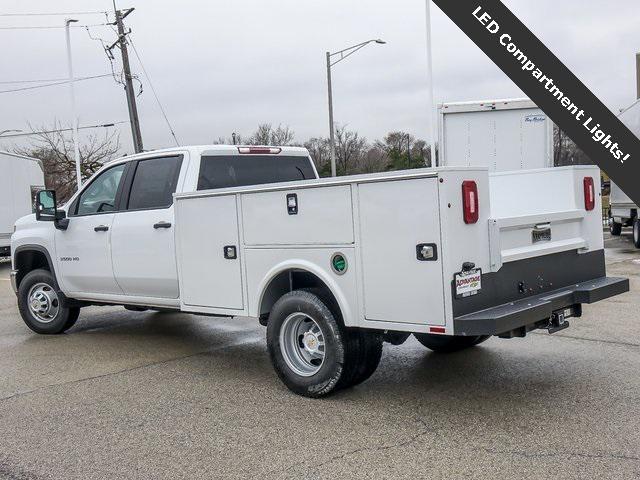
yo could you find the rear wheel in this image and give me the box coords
[414,333,490,353]
[266,290,382,398]
[609,211,622,236]
[633,218,640,248]
[17,269,80,334]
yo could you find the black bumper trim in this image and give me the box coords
[454,276,629,336]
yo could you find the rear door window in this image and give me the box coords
[127,156,183,210]
[197,155,315,191]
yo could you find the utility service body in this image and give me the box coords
[472,6,632,165]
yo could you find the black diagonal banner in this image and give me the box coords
[432,0,640,206]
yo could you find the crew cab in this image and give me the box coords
[10,145,629,397]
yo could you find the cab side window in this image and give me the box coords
[76,164,127,216]
[127,156,182,210]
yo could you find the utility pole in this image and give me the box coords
[636,52,640,100]
[111,8,143,153]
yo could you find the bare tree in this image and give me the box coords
[334,125,368,176]
[304,137,332,176]
[15,121,121,202]
[246,123,295,146]
[357,145,388,174]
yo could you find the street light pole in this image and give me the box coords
[326,39,386,177]
[326,52,337,177]
[424,0,437,166]
[65,18,82,191]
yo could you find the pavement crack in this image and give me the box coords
[485,448,640,462]
[0,455,43,480]
[273,418,435,475]
[531,331,640,348]
[0,337,256,403]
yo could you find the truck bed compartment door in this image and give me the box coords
[358,178,445,325]
[175,195,243,310]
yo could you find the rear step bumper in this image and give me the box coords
[453,277,629,337]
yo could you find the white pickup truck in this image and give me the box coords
[11,145,628,397]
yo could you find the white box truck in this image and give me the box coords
[10,146,628,397]
[0,151,45,257]
[608,99,640,247]
[438,98,554,171]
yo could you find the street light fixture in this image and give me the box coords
[326,39,386,177]
[65,18,82,191]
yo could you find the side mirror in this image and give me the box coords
[35,190,57,221]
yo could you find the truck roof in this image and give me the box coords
[0,150,44,170]
[107,145,310,164]
[438,98,536,113]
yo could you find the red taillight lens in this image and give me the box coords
[583,177,595,211]
[237,147,282,155]
[462,180,479,224]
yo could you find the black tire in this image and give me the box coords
[413,333,489,353]
[634,218,640,249]
[266,289,383,398]
[347,332,383,388]
[17,269,80,335]
[303,288,383,390]
[609,211,622,236]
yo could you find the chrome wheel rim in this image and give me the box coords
[279,313,326,377]
[27,283,59,323]
[635,221,639,243]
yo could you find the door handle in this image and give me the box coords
[94,225,109,232]
[154,221,172,229]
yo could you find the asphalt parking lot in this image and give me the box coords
[1,233,639,480]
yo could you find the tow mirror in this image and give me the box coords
[35,190,57,221]
[35,190,69,230]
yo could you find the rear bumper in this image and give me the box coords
[454,276,629,336]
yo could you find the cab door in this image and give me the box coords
[55,162,128,295]
[110,154,185,299]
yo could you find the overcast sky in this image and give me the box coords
[1,0,639,154]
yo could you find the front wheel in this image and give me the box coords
[413,333,490,353]
[17,269,80,334]
[266,290,382,398]
[633,218,640,248]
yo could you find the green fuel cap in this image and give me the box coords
[331,253,347,275]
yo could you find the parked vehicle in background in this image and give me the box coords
[609,100,640,247]
[10,145,628,397]
[438,98,554,171]
[0,151,45,257]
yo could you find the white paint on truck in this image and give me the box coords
[609,100,640,246]
[10,145,628,397]
[438,98,554,172]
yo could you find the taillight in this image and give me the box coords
[237,147,282,155]
[583,177,595,211]
[462,180,479,224]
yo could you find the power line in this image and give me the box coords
[0,75,110,84]
[128,36,181,146]
[0,23,108,30]
[0,121,129,139]
[0,11,108,17]
[0,74,113,94]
